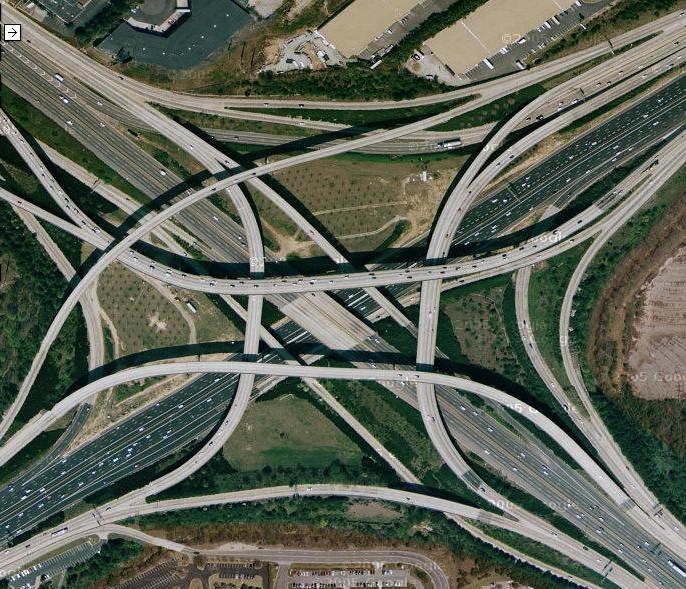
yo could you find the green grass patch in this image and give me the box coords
[152,380,398,500]
[475,523,624,589]
[430,85,546,131]
[113,376,166,403]
[224,389,363,470]
[234,96,475,129]
[529,243,588,393]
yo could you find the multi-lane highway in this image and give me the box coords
[3,66,685,302]
[2,4,686,589]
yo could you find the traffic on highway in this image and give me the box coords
[1,2,686,589]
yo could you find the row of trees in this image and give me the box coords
[63,539,144,589]
[156,454,395,500]
[0,203,87,420]
[133,496,598,589]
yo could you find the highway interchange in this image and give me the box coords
[1,3,686,589]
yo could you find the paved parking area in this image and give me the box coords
[30,0,85,24]
[425,0,577,75]
[411,0,614,83]
[320,0,422,58]
[118,559,268,589]
[263,31,345,74]
[8,539,103,589]
[359,0,457,62]
[286,565,412,589]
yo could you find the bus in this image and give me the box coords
[668,561,686,578]
[437,139,462,150]
[50,527,68,538]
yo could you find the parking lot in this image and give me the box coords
[8,539,103,589]
[262,31,345,74]
[117,559,268,589]
[285,565,412,589]
[319,0,423,58]
[411,0,614,83]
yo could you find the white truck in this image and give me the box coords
[669,561,686,578]
[437,139,462,150]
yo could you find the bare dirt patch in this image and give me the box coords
[628,247,686,400]
[345,501,401,522]
[148,312,169,332]
[588,196,686,399]
[248,0,287,18]
[98,264,190,356]
[263,157,464,253]
[288,0,317,19]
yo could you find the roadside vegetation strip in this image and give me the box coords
[473,523,624,589]
[0,137,68,219]
[113,502,596,589]
[560,68,686,140]
[0,86,148,204]
[526,138,678,397]
[319,376,485,506]
[530,244,590,391]
[160,106,320,137]
[0,427,66,486]
[568,160,686,523]
[466,453,634,570]
[0,203,88,428]
[429,85,546,132]
[411,61,686,556]
[232,96,476,128]
[0,360,636,515]
[378,275,584,442]
[88,485,637,589]
[62,538,145,589]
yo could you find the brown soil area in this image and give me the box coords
[345,501,401,522]
[587,194,686,399]
[628,247,686,400]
